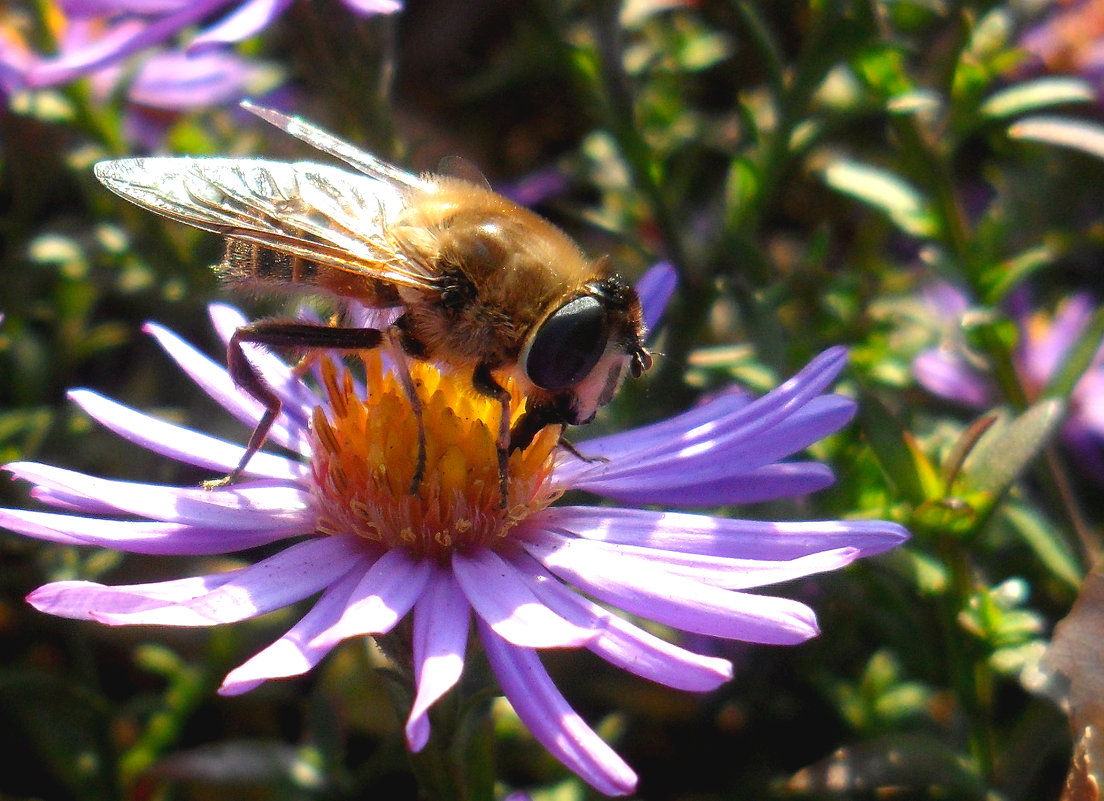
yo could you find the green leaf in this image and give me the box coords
[820,159,940,238]
[980,245,1056,305]
[858,394,935,505]
[1002,502,1083,591]
[979,77,1095,120]
[961,400,1066,496]
[1009,115,1104,162]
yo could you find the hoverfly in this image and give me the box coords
[94,102,652,502]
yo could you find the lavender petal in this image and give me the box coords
[452,548,598,648]
[635,261,677,333]
[187,0,295,52]
[308,548,431,648]
[533,506,909,559]
[507,550,733,691]
[27,0,232,86]
[406,567,470,752]
[478,620,638,796]
[608,462,837,506]
[90,535,364,626]
[219,556,373,695]
[572,347,848,463]
[1020,294,1094,383]
[29,573,237,620]
[60,1,196,15]
[127,49,266,110]
[5,462,314,527]
[520,530,819,644]
[69,389,308,481]
[520,528,862,590]
[0,508,306,555]
[571,395,855,490]
[339,0,403,14]
[913,349,994,408]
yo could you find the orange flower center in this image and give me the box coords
[309,353,563,562]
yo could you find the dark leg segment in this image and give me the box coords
[207,320,384,488]
[385,327,428,494]
[472,363,512,507]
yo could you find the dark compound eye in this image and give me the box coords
[525,296,609,391]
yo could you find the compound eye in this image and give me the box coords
[525,296,609,391]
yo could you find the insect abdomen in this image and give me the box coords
[220,240,318,284]
[218,239,402,306]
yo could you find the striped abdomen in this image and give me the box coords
[218,239,402,307]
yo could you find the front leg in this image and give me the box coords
[207,320,384,488]
[472,362,512,507]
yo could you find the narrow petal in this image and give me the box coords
[340,0,402,14]
[5,462,315,528]
[519,528,862,590]
[635,261,677,333]
[29,573,237,620]
[308,548,431,648]
[188,0,295,51]
[452,548,599,649]
[605,462,836,506]
[69,389,308,482]
[572,394,854,491]
[478,620,638,796]
[520,532,819,644]
[572,347,848,463]
[127,49,265,110]
[27,0,232,86]
[507,550,732,691]
[91,535,364,626]
[406,568,471,752]
[59,1,196,15]
[0,508,306,555]
[219,556,374,695]
[533,506,909,559]
[144,321,312,456]
[1021,294,1093,383]
[913,349,994,408]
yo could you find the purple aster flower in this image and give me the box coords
[2,296,906,795]
[1019,0,1104,86]
[0,10,36,95]
[4,6,285,146]
[914,284,1104,478]
[25,0,400,88]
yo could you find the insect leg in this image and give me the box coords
[384,325,428,495]
[557,435,607,464]
[472,363,512,507]
[207,320,384,488]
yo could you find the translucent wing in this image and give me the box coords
[241,100,434,193]
[94,157,439,292]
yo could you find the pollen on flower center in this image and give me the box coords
[309,352,563,562]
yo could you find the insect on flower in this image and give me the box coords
[92,101,653,501]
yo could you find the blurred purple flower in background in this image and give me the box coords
[25,0,400,88]
[914,284,1104,477]
[1019,0,1104,87]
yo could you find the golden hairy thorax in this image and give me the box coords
[389,179,604,368]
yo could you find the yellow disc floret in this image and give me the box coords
[310,352,562,562]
